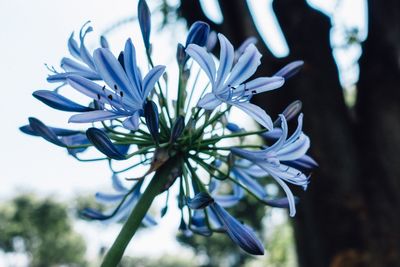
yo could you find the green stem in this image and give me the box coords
[100,156,180,266]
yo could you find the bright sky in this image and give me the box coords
[0,0,367,265]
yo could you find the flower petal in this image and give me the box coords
[186,44,216,82]
[234,37,257,62]
[93,48,140,103]
[264,197,299,208]
[170,116,185,142]
[144,100,159,143]
[188,192,214,209]
[211,203,264,255]
[67,75,125,108]
[274,100,302,126]
[123,39,142,93]
[235,76,284,97]
[69,110,122,123]
[259,164,297,217]
[100,36,109,48]
[225,44,261,86]
[61,57,93,74]
[78,23,96,69]
[20,125,80,137]
[282,155,318,170]
[274,60,304,79]
[233,168,267,199]
[142,65,166,100]
[185,21,210,47]
[67,32,80,59]
[28,117,65,147]
[197,92,222,110]
[277,134,310,161]
[138,0,151,50]
[122,112,140,130]
[86,127,126,160]
[231,102,273,130]
[33,90,93,112]
[215,34,234,90]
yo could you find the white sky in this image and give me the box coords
[0,0,367,265]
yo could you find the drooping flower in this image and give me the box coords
[210,202,264,255]
[47,21,102,83]
[67,38,165,130]
[231,114,315,216]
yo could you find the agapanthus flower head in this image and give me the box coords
[22,6,316,263]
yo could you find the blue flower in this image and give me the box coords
[143,100,159,144]
[186,34,285,130]
[209,179,244,208]
[274,60,304,79]
[138,0,151,50]
[210,202,264,255]
[32,90,94,112]
[47,22,101,83]
[86,128,126,160]
[82,175,157,226]
[66,38,165,130]
[231,114,314,217]
[185,21,210,48]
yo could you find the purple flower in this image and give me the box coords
[47,22,101,83]
[186,34,285,130]
[232,114,314,216]
[66,39,165,130]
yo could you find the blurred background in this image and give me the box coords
[1,0,399,266]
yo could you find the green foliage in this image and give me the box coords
[0,194,87,267]
[264,222,297,267]
[119,254,196,267]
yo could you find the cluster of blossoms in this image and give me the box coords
[21,0,316,263]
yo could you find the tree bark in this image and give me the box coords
[180,1,400,266]
[356,1,400,266]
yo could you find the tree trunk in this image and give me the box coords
[356,1,400,266]
[179,1,400,266]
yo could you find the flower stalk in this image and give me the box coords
[101,156,180,267]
